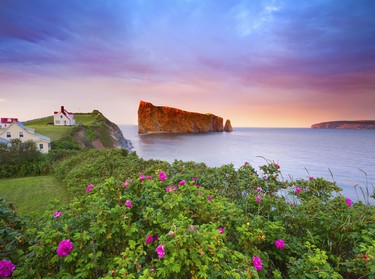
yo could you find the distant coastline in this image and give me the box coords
[311,120,375,130]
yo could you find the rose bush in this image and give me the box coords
[2,150,373,278]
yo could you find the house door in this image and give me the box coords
[64,120,67,125]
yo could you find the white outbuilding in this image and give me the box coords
[54,106,76,126]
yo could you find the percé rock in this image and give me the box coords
[224,119,233,132]
[311,120,375,130]
[138,101,230,134]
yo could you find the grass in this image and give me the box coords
[24,114,99,141]
[0,175,70,216]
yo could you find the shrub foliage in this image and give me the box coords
[1,150,374,278]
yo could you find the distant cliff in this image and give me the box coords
[311,120,375,130]
[138,101,231,134]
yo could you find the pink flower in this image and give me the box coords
[178,180,186,185]
[53,211,62,218]
[309,176,314,181]
[274,163,280,169]
[196,185,200,188]
[168,231,174,237]
[346,198,352,207]
[140,174,145,181]
[244,162,249,165]
[123,183,129,189]
[155,245,165,259]
[125,200,133,208]
[57,239,73,257]
[145,235,153,244]
[218,227,224,234]
[208,196,213,202]
[274,239,285,249]
[192,177,196,181]
[147,176,152,180]
[86,184,94,193]
[256,187,261,192]
[256,196,262,203]
[172,186,177,191]
[187,225,198,232]
[252,256,262,271]
[295,187,301,194]
[159,172,167,181]
[0,260,15,278]
[166,186,171,192]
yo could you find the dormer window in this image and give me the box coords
[6,132,11,138]
[19,132,24,137]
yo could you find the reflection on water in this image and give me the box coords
[121,125,375,202]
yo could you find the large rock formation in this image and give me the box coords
[138,101,230,134]
[311,120,375,130]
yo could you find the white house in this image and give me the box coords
[0,121,51,153]
[0,117,18,128]
[54,106,76,126]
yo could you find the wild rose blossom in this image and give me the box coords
[123,182,129,189]
[125,200,133,208]
[147,176,152,180]
[140,174,145,181]
[275,239,285,249]
[159,172,167,181]
[309,176,314,181]
[295,187,301,194]
[0,260,15,278]
[53,211,62,218]
[208,196,213,202]
[252,256,262,271]
[145,235,153,244]
[274,163,280,169]
[178,180,186,185]
[346,198,352,207]
[155,245,165,259]
[256,196,262,203]
[168,231,174,237]
[86,184,94,193]
[192,177,196,181]
[256,187,261,193]
[57,239,73,257]
[218,227,225,234]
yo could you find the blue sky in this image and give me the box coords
[1,0,375,127]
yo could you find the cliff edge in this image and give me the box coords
[138,101,230,134]
[311,120,375,130]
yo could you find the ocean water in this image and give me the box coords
[120,125,375,203]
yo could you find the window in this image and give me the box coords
[39,144,44,150]
[6,132,11,138]
[60,115,63,118]
[19,132,23,137]
[55,120,60,124]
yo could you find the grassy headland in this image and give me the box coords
[23,110,128,149]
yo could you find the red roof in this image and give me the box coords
[1,117,18,124]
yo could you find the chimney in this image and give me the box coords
[61,106,64,113]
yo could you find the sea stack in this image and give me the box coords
[224,119,233,132]
[138,101,227,134]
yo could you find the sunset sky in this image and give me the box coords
[1,0,375,127]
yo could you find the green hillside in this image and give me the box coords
[23,111,126,149]
[24,112,101,141]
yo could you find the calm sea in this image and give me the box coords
[120,125,375,203]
